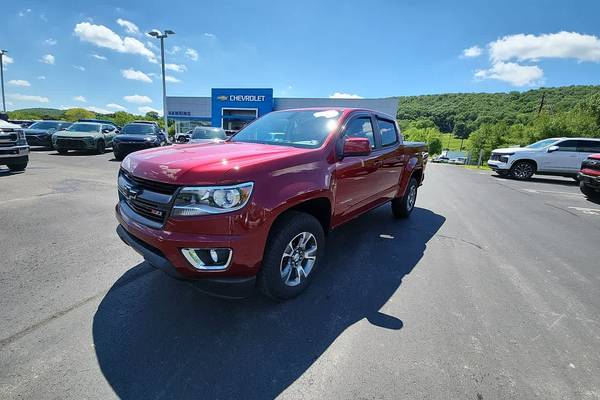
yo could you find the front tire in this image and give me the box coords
[57,148,68,154]
[94,140,106,155]
[580,180,598,198]
[392,177,418,218]
[510,160,535,180]
[7,162,27,172]
[113,150,124,161]
[259,211,325,301]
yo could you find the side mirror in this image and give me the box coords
[342,137,371,157]
[102,128,111,133]
[547,145,559,153]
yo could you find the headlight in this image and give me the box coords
[172,182,254,216]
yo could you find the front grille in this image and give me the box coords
[119,170,179,225]
[56,138,89,149]
[120,169,179,195]
[582,158,600,172]
[0,132,18,147]
[490,153,501,161]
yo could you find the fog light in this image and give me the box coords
[181,248,232,270]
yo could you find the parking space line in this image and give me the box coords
[568,207,600,216]
[521,188,582,196]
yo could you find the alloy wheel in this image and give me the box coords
[280,232,317,287]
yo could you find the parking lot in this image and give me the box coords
[1,151,600,399]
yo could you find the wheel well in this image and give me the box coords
[513,159,538,172]
[411,169,423,184]
[275,197,332,234]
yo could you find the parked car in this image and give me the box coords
[113,122,168,160]
[24,120,72,148]
[9,120,35,128]
[184,126,227,144]
[116,108,428,300]
[52,122,118,154]
[174,129,193,143]
[432,156,449,163]
[487,138,600,180]
[578,154,600,198]
[448,157,467,165]
[0,119,29,172]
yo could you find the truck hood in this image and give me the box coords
[492,147,535,154]
[122,141,310,185]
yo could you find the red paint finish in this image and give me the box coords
[580,153,600,177]
[116,108,428,279]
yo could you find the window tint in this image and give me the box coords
[557,140,578,152]
[344,117,375,148]
[378,119,398,146]
[577,140,600,153]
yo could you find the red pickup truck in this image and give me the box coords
[116,108,427,300]
[579,153,600,198]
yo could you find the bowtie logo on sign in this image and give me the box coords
[217,95,228,101]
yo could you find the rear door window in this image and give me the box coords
[577,140,600,153]
[377,118,398,146]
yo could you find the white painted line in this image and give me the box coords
[568,206,600,216]
[522,188,582,196]
[379,234,394,239]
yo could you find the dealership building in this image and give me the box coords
[165,88,398,133]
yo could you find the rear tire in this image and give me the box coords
[510,160,535,180]
[7,162,27,172]
[392,177,418,218]
[57,149,68,154]
[113,151,124,161]
[94,140,105,155]
[258,211,325,301]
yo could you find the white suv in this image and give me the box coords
[488,138,600,180]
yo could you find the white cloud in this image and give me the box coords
[462,45,482,58]
[8,79,31,87]
[138,106,161,115]
[124,94,152,104]
[73,65,86,71]
[74,22,157,63]
[165,75,181,83]
[18,9,31,17]
[329,92,363,99]
[121,68,153,83]
[45,38,57,46]
[185,48,199,61]
[91,53,107,60]
[106,103,127,111]
[475,62,544,86]
[146,40,159,51]
[37,75,46,80]
[73,95,87,102]
[116,18,140,35]
[489,31,600,63]
[167,45,181,54]
[165,63,187,72]
[7,93,49,103]
[86,106,113,114]
[3,55,14,65]
[40,54,55,65]
[204,33,216,39]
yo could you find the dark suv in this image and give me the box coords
[113,122,168,160]
[24,120,72,148]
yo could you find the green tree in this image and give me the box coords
[428,137,442,155]
[145,111,159,120]
[63,108,95,122]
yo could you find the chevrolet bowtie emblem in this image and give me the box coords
[217,95,228,101]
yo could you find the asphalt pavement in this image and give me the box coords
[1,151,599,399]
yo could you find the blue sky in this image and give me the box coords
[2,0,600,114]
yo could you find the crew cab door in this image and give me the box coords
[372,117,405,199]
[333,113,381,219]
[540,139,581,172]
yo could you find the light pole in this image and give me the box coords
[0,49,7,113]
[148,30,175,138]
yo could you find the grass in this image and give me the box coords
[439,133,471,152]
[462,164,492,170]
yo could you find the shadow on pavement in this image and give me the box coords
[93,206,445,399]
[491,174,578,186]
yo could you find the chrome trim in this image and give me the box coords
[181,248,233,271]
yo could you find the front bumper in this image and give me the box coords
[487,160,510,171]
[0,145,29,164]
[114,141,156,154]
[116,225,256,298]
[579,171,600,189]
[26,134,52,147]
[54,137,96,150]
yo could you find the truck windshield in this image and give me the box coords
[67,123,101,133]
[29,121,61,129]
[231,110,342,148]
[526,139,559,149]
[121,124,155,135]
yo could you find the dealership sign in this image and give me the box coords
[217,94,266,102]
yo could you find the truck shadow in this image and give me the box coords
[92,206,445,399]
